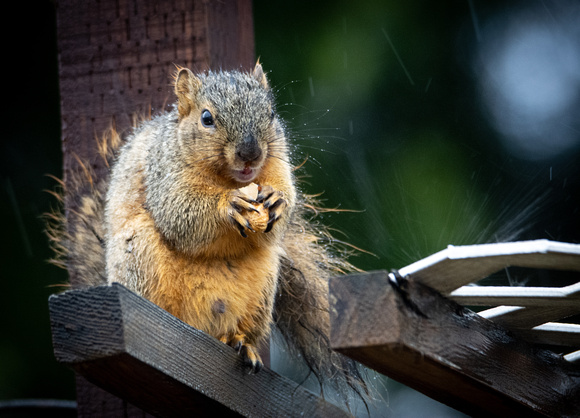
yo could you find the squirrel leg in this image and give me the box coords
[228,333,263,373]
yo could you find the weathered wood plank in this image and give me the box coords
[329,270,580,418]
[399,240,580,294]
[50,284,348,418]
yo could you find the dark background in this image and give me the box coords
[1,1,579,416]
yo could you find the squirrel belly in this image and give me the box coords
[107,185,281,344]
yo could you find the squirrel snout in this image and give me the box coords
[236,135,263,163]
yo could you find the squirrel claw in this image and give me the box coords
[228,334,263,373]
[263,191,287,232]
[240,344,263,374]
[228,190,260,237]
[229,191,259,213]
[265,213,279,233]
[256,185,287,234]
[237,223,248,238]
[256,185,275,204]
[227,186,287,235]
[229,209,253,237]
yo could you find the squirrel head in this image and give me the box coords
[173,63,285,185]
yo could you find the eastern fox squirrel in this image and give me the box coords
[48,62,368,404]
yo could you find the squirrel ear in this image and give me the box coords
[252,61,269,89]
[175,67,201,118]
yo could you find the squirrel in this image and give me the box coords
[47,62,369,405]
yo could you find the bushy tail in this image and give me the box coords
[45,126,123,287]
[276,193,371,408]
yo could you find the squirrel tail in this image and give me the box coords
[45,125,123,287]
[276,193,372,408]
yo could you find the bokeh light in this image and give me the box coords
[474,2,580,160]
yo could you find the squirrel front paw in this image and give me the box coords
[228,184,287,237]
[256,185,287,233]
[227,189,261,237]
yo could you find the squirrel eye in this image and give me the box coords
[270,109,275,121]
[201,109,214,127]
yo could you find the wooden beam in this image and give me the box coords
[49,284,348,418]
[329,270,580,418]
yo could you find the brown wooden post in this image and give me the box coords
[55,0,254,414]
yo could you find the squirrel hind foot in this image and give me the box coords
[240,344,263,374]
[228,334,263,374]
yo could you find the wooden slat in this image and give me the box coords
[399,240,580,294]
[453,277,580,349]
[514,323,580,347]
[478,305,579,329]
[329,270,580,418]
[449,282,580,307]
[565,350,580,363]
[49,284,348,418]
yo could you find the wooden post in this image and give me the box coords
[55,1,254,414]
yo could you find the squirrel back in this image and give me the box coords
[47,63,369,406]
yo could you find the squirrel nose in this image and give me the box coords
[236,135,262,163]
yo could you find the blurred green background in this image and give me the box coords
[1,0,579,416]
